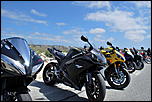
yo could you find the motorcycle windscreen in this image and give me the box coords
[91,49,107,64]
[7,37,31,67]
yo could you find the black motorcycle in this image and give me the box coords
[1,37,44,101]
[131,48,144,70]
[43,35,107,101]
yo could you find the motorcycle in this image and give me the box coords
[140,50,151,64]
[131,48,144,70]
[100,42,130,89]
[42,35,107,101]
[1,37,44,101]
[116,47,136,73]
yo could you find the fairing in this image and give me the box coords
[91,48,107,64]
[1,37,44,76]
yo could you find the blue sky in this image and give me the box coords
[1,1,151,49]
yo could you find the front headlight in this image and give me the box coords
[105,54,111,57]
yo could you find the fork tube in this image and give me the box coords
[114,63,119,77]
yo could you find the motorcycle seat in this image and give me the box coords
[53,47,62,52]
[47,48,65,59]
[56,51,65,59]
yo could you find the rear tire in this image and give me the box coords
[85,73,106,101]
[16,93,32,101]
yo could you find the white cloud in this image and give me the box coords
[106,37,114,42]
[31,9,47,17]
[132,1,151,8]
[94,35,105,42]
[63,27,105,36]
[2,31,69,43]
[63,28,86,35]
[85,9,150,42]
[56,22,67,26]
[89,28,105,34]
[85,10,148,32]
[94,35,114,43]
[31,32,69,42]
[1,32,25,38]
[72,1,111,9]
[32,32,49,36]
[124,30,146,42]
[36,36,69,43]
[2,9,48,25]
[146,34,151,39]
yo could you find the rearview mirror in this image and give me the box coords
[100,46,104,50]
[81,35,88,42]
[107,41,112,46]
[116,46,119,50]
[116,46,120,51]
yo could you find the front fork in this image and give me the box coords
[86,70,101,85]
[114,63,123,78]
[86,73,92,85]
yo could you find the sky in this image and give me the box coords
[1,1,151,49]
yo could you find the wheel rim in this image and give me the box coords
[110,71,126,85]
[137,61,141,66]
[145,57,151,63]
[45,67,54,83]
[127,63,134,71]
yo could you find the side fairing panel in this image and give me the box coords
[1,54,26,76]
[65,56,94,85]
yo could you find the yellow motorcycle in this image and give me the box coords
[100,42,130,89]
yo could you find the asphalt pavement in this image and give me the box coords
[28,63,151,101]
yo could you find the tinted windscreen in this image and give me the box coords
[1,37,31,66]
[1,40,23,63]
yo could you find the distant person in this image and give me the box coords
[140,47,146,57]
[147,48,151,56]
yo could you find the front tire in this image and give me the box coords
[85,73,106,101]
[125,61,136,73]
[144,57,151,64]
[106,68,130,89]
[135,60,144,70]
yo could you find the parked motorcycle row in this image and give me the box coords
[1,36,151,101]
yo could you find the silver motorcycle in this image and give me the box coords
[1,37,44,101]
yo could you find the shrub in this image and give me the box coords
[44,50,52,57]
